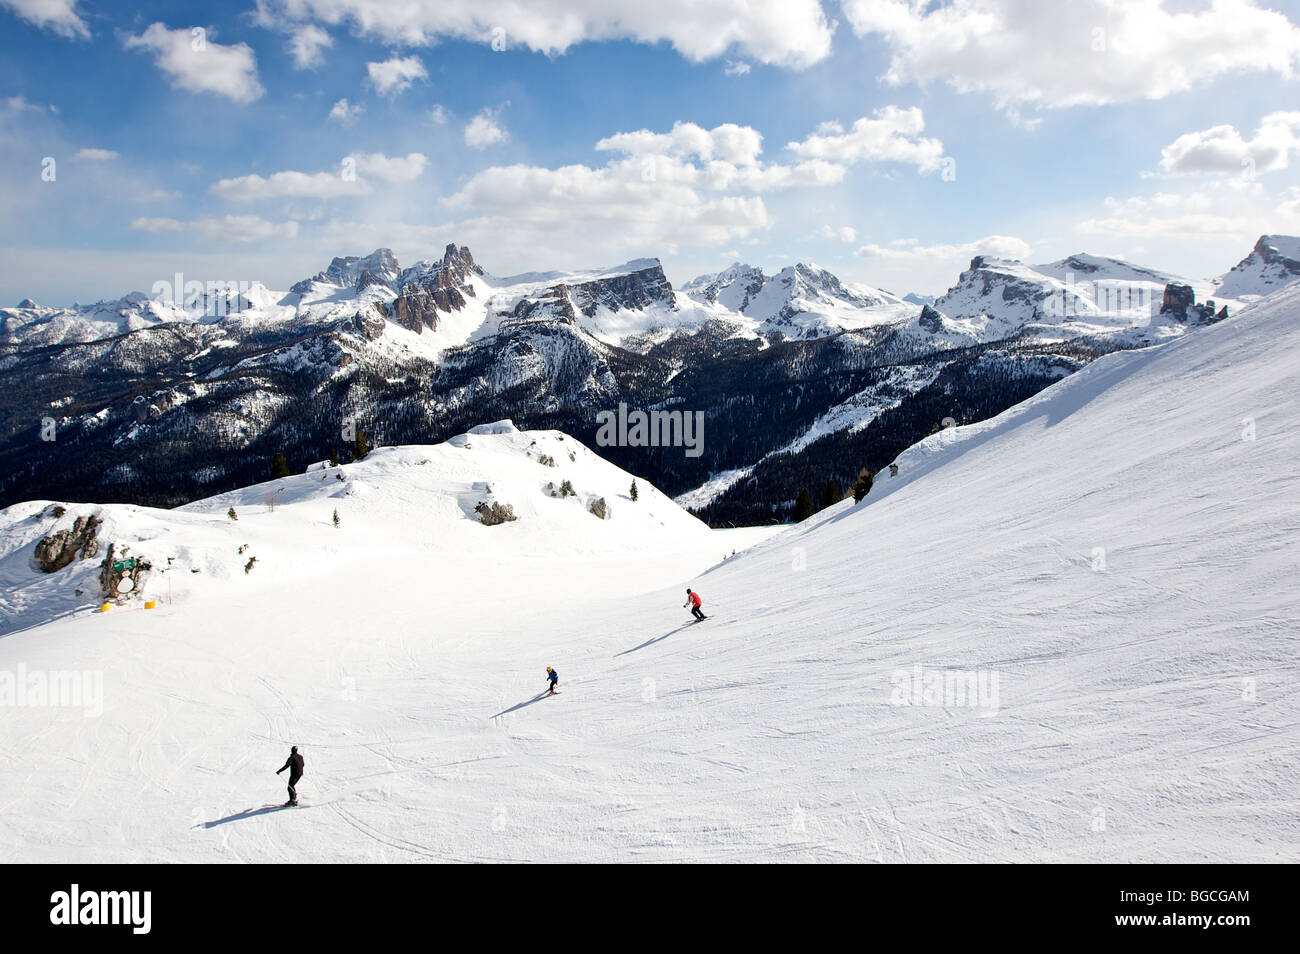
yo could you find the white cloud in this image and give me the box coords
[211,169,370,201]
[348,152,428,183]
[366,54,426,97]
[73,148,118,160]
[842,0,1300,110]
[129,217,184,232]
[465,109,507,148]
[856,235,1032,263]
[210,152,425,199]
[445,162,770,254]
[725,60,751,77]
[428,104,449,125]
[1159,112,1300,176]
[819,225,857,243]
[288,23,332,68]
[431,113,943,265]
[130,215,299,242]
[3,95,46,112]
[1076,181,1298,239]
[1279,187,1300,219]
[328,97,363,125]
[250,0,834,68]
[598,121,764,166]
[0,0,89,39]
[852,234,1034,295]
[786,106,946,173]
[123,23,264,104]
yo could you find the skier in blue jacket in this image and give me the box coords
[546,666,558,695]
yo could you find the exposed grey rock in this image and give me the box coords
[474,500,517,525]
[918,305,944,334]
[1160,283,1196,321]
[391,245,481,334]
[34,514,102,572]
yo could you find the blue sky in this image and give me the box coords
[2,0,1300,305]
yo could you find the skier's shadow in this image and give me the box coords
[201,804,291,828]
[489,692,551,719]
[615,623,691,657]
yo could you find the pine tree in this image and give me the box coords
[329,449,339,467]
[227,507,238,521]
[821,478,842,511]
[850,467,874,503]
[792,486,814,522]
[271,453,290,479]
[332,508,340,528]
[353,429,368,462]
[630,480,639,502]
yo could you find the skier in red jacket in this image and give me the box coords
[684,588,707,621]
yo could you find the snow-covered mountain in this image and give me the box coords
[1216,235,1300,300]
[918,252,1228,347]
[2,279,1295,862]
[682,261,910,339]
[0,237,1283,524]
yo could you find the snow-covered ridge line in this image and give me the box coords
[0,421,725,636]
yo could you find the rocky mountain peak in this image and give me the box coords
[292,248,402,294]
[1217,234,1300,299]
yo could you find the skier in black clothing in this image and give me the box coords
[276,746,304,806]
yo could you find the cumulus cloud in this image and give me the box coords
[249,0,834,68]
[464,109,507,148]
[598,121,765,166]
[1159,112,1300,176]
[211,169,371,201]
[428,104,449,125]
[288,23,332,68]
[1075,181,1298,239]
[123,23,264,104]
[786,106,946,173]
[842,0,1300,110]
[819,225,857,243]
[366,54,426,96]
[856,235,1032,263]
[444,162,770,254]
[434,112,949,264]
[328,97,363,125]
[348,152,428,183]
[209,152,427,200]
[1278,187,1300,219]
[130,214,299,242]
[73,148,118,160]
[0,0,89,39]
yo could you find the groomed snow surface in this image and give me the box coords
[2,284,1299,863]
